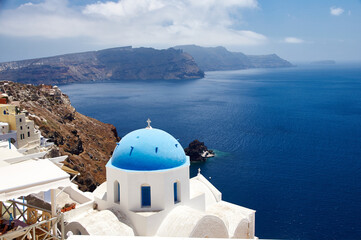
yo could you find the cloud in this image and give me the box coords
[284,37,304,44]
[330,7,344,16]
[0,0,266,48]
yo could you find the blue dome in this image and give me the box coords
[109,128,188,171]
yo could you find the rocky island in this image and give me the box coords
[0,46,204,85]
[174,45,293,71]
[184,139,215,162]
[0,45,294,86]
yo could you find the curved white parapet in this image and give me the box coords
[156,205,228,238]
[65,209,135,236]
[233,218,251,239]
[190,215,229,238]
[65,221,89,236]
[206,201,256,239]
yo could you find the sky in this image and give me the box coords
[0,0,360,62]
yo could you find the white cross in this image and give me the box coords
[146,118,152,129]
[198,168,201,175]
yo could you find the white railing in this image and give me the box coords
[0,200,65,240]
[0,214,64,240]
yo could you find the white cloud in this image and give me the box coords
[83,0,166,19]
[330,7,344,16]
[284,37,304,44]
[0,0,266,48]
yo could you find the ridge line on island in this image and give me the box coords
[0,45,293,85]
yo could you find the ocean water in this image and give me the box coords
[60,63,361,240]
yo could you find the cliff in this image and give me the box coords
[0,47,204,85]
[0,81,119,192]
[173,45,293,71]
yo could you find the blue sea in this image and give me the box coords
[60,63,361,240]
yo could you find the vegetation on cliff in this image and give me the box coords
[0,47,204,85]
[0,81,119,191]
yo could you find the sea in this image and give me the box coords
[60,63,361,240]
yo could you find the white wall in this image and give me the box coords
[99,156,256,238]
[104,158,195,236]
[106,160,190,213]
[0,122,9,134]
[64,186,92,204]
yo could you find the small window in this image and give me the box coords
[114,181,120,203]
[28,132,30,137]
[20,126,23,130]
[19,118,22,122]
[174,181,180,203]
[141,185,151,207]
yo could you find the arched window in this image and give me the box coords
[114,181,120,203]
[141,184,151,207]
[174,181,180,203]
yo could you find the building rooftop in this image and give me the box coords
[0,159,71,201]
[109,128,188,171]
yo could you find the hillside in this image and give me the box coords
[0,81,119,191]
[246,54,293,68]
[173,45,293,71]
[0,47,204,85]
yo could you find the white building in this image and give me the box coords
[0,104,41,150]
[66,122,256,239]
[0,140,74,240]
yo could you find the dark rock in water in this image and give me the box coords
[184,139,214,162]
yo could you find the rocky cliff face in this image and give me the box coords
[0,81,119,192]
[246,54,294,68]
[173,45,293,71]
[0,47,204,85]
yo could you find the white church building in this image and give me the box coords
[64,122,256,239]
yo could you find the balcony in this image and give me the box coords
[0,199,65,240]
